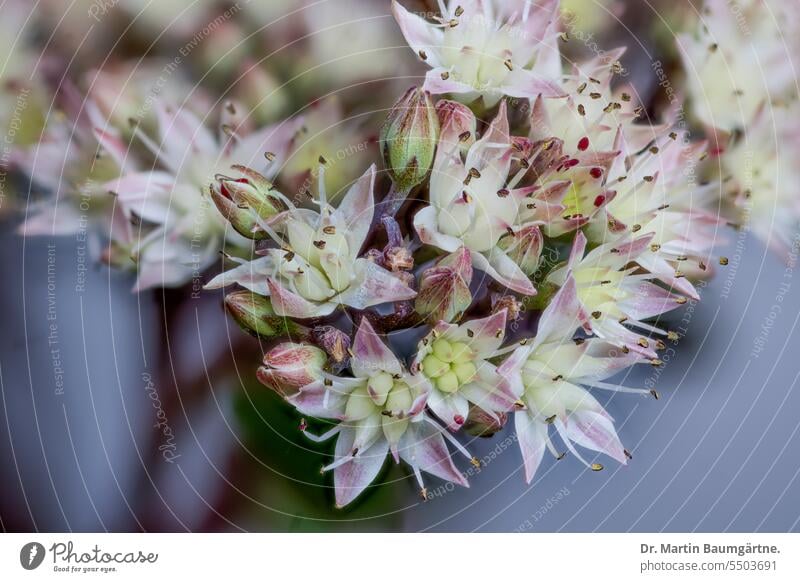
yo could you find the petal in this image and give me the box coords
[352,318,403,377]
[268,278,337,319]
[336,259,416,310]
[566,409,627,464]
[499,68,567,99]
[103,172,175,224]
[287,380,352,419]
[459,366,518,413]
[567,231,588,270]
[515,411,548,484]
[413,205,464,252]
[391,0,443,67]
[334,432,389,508]
[204,255,277,295]
[617,281,684,321]
[450,309,508,356]
[335,164,376,253]
[471,249,537,295]
[423,68,477,96]
[427,389,469,431]
[533,275,586,348]
[399,420,468,486]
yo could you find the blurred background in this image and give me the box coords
[1,0,799,532]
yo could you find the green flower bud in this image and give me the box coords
[380,86,439,192]
[224,291,308,339]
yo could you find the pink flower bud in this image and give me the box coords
[415,247,473,323]
[210,166,287,240]
[463,406,508,438]
[257,343,327,398]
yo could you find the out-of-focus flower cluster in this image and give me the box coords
[7,0,795,507]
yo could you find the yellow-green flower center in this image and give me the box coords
[421,338,477,394]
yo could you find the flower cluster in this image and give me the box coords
[186,0,729,505]
[14,0,783,508]
[680,0,800,259]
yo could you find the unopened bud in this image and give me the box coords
[463,406,508,438]
[224,291,308,339]
[257,342,327,398]
[415,247,473,323]
[380,86,439,192]
[210,166,287,239]
[498,224,543,276]
[312,325,351,364]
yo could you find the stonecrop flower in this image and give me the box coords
[499,276,653,483]
[288,319,469,507]
[587,130,722,296]
[392,0,564,107]
[721,102,800,259]
[102,101,302,290]
[530,49,663,154]
[206,165,417,318]
[678,0,800,133]
[412,310,518,431]
[546,232,686,358]
[415,101,542,295]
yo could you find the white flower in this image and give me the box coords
[586,130,722,297]
[414,101,539,294]
[547,232,687,358]
[206,165,417,318]
[393,0,564,107]
[290,319,469,507]
[102,101,301,290]
[678,0,800,132]
[722,102,800,259]
[412,310,518,431]
[499,276,653,482]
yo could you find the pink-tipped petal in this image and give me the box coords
[515,411,548,484]
[534,275,586,348]
[352,318,403,377]
[500,68,567,99]
[452,309,508,356]
[423,68,476,95]
[566,409,627,464]
[334,432,389,508]
[337,259,416,310]
[268,278,337,319]
[399,420,468,486]
[336,164,376,252]
[427,389,470,432]
[391,0,443,67]
[471,249,537,296]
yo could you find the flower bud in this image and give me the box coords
[210,165,287,239]
[257,342,327,398]
[498,224,543,276]
[463,406,508,438]
[224,291,308,339]
[415,247,473,323]
[380,86,439,192]
[311,325,351,364]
